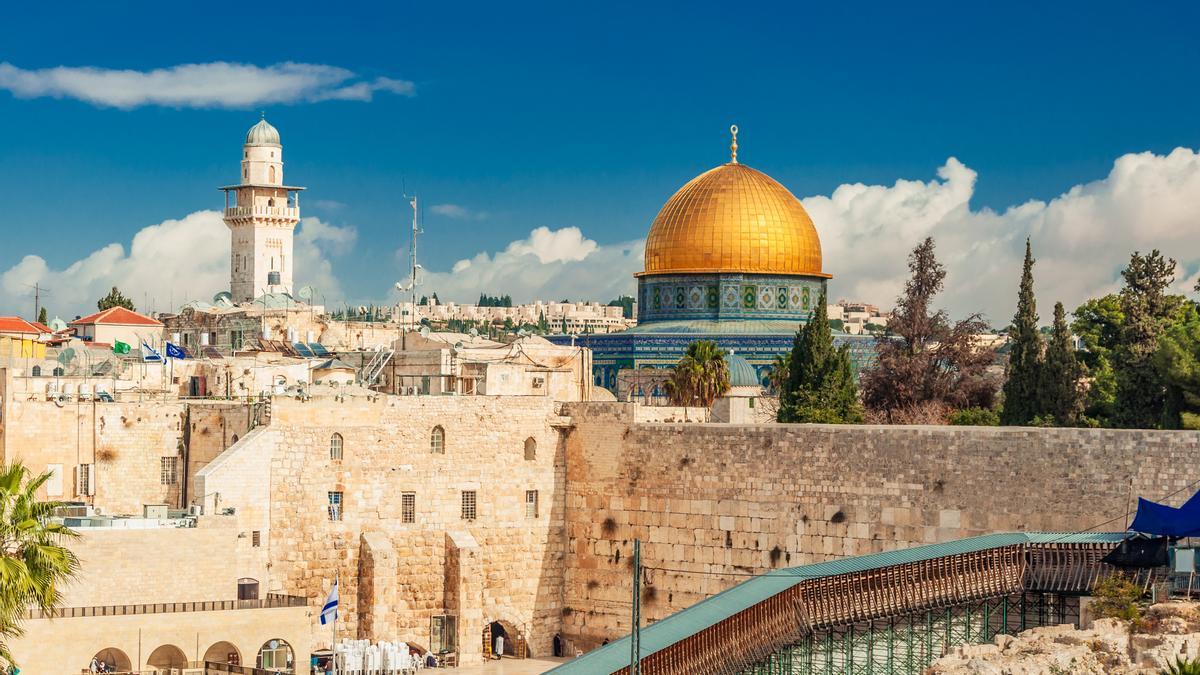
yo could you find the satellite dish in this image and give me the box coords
[57,348,76,365]
[453,341,464,352]
[212,291,234,308]
[419,326,430,338]
[469,328,479,338]
[297,286,314,300]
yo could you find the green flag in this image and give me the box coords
[112,340,131,355]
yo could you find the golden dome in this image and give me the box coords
[641,161,827,278]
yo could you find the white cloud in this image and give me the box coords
[0,61,414,109]
[417,227,641,303]
[809,147,1200,324]
[408,148,1200,322]
[0,212,355,317]
[429,203,489,221]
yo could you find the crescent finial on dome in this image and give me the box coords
[730,124,739,164]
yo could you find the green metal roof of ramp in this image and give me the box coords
[549,531,1126,674]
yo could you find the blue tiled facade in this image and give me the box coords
[547,272,878,393]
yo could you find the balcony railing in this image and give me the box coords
[25,592,307,619]
[224,205,299,219]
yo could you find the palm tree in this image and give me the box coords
[665,341,730,407]
[0,463,80,668]
[767,352,791,394]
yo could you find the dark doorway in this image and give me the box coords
[553,634,563,658]
[488,621,510,658]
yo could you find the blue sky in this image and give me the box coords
[1,1,1199,320]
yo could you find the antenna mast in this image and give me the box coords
[25,282,50,322]
[409,195,420,332]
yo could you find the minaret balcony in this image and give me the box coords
[223,205,300,220]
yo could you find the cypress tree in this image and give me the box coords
[1042,302,1081,425]
[778,288,863,423]
[1001,238,1043,425]
[1114,250,1177,427]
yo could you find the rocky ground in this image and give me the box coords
[927,601,1200,674]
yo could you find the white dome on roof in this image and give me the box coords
[245,117,281,146]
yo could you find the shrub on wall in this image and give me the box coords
[947,407,1000,426]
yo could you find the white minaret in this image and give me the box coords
[220,115,305,304]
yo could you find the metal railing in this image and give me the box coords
[26,593,306,619]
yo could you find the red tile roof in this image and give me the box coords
[0,316,51,335]
[30,321,54,333]
[70,307,162,327]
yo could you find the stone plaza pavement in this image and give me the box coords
[442,656,570,674]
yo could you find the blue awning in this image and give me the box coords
[1130,491,1200,538]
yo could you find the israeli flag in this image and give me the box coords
[320,578,339,625]
[166,342,186,359]
[142,342,163,363]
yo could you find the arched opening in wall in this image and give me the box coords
[90,648,132,673]
[330,432,344,460]
[484,620,528,659]
[257,638,294,672]
[231,433,239,445]
[147,643,187,671]
[238,577,260,600]
[269,166,276,183]
[268,197,275,207]
[31,365,41,377]
[430,425,445,454]
[203,641,241,665]
[524,437,536,460]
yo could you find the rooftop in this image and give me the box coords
[70,306,162,327]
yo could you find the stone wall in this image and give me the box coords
[61,517,240,606]
[560,402,1200,648]
[202,395,568,661]
[0,396,185,514]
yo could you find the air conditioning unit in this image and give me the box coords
[187,504,203,517]
[143,504,169,520]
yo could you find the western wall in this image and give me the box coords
[559,402,1200,649]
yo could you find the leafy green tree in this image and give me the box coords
[419,295,429,305]
[1001,239,1044,425]
[36,307,47,325]
[778,288,862,423]
[97,286,135,311]
[560,316,568,334]
[1042,302,1083,425]
[1114,250,1177,428]
[503,317,515,332]
[607,295,636,319]
[1072,294,1123,424]
[0,463,80,668]
[537,311,549,334]
[860,237,995,423]
[664,340,730,407]
[1156,302,1200,429]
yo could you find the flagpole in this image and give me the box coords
[332,572,339,675]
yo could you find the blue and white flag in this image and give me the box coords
[142,342,163,363]
[320,578,339,625]
[165,342,186,359]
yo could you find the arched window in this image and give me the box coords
[330,433,343,461]
[430,426,445,454]
[268,198,275,207]
[268,166,276,183]
[257,639,293,671]
[524,437,536,461]
[31,365,41,377]
[238,577,260,600]
[53,367,64,376]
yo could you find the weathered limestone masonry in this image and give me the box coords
[0,397,184,513]
[560,402,1200,649]
[205,395,568,661]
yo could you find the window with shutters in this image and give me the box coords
[461,490,476,521]
[328,492,343,521]
[401,492,415,523]
[160,457,178,485]
[252,530,261,547]
[76,464,94,497]
[526,490,539,518]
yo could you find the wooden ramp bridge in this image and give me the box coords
[551,532,1135,675]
